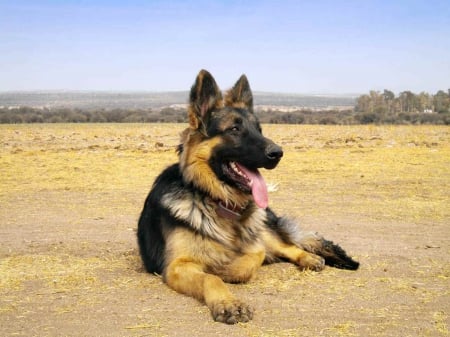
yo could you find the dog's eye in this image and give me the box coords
[228,125,240,133]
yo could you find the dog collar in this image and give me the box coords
[215,200,247,221]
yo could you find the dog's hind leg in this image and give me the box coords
[296,231,360,270]
[262,231,326,271]
[164,257,254,324]
[265,209,359,270]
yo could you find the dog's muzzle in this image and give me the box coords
[263,143,283,169]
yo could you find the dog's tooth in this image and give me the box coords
[231,162,241,175]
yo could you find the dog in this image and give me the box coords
[137,70,359,324]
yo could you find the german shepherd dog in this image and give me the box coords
[137,70,359,324]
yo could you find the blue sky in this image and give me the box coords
[0,0,449,94]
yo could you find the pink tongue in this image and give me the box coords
[235,163,269,209]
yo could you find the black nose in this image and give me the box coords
[265,144,283,160]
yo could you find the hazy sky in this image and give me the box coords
[1,0,449,94]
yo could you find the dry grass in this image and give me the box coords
[1,124,448,222]
[261,124,449,223]
[0,123,449,336]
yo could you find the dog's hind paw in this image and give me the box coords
[297,253,326,271]
[211,300,254,324]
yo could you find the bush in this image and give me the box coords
[355,112,379,124]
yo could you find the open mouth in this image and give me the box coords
[222,161,269,209]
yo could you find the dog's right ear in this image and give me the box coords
[188,69,223,132]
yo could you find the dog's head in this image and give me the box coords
[179,70,283,209]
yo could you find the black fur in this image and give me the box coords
[137,164,181,274]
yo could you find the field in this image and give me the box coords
[0,123,449,337]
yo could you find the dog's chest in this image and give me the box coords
[162,188,269,280]
[161,189,268,248]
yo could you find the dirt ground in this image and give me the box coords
[0,124,449,337]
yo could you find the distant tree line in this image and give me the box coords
[0,107,188,124]
[354,89,450,124]
[1,89,449,124]
[257,109,356,125]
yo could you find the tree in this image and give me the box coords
[399,91,416,113]
[433,90,450,113]
[417,92,432,112]
[382,89,395,114]
[355,94,371,112]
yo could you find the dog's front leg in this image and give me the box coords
[164,258,254,324]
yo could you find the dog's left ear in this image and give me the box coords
[188,69,223,132]
[224,74,254,113]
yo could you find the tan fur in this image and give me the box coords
[161,206,324,323]
[163,227,264,323]
[262,231,325,270]
[223,101,248,110]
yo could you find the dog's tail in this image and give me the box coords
[276,216,360,270]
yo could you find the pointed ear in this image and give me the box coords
[188,69,223,131]
[224,74,253,113]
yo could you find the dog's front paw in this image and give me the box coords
[211,299,254,324]
[298,253,325,271]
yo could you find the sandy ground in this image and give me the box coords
[0,124,449,337]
